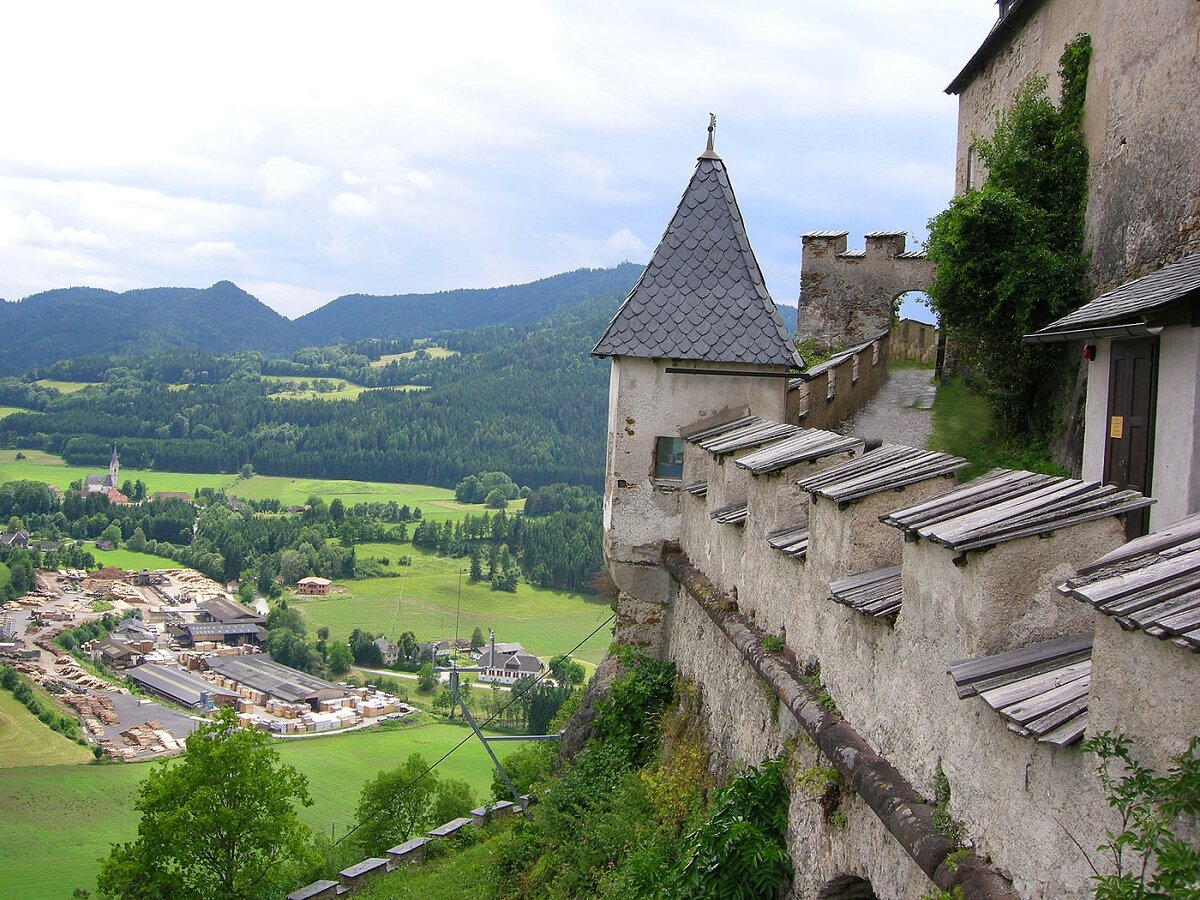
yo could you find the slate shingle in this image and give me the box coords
[592,155,801,368]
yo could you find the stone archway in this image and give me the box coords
[817,874,879,900]
[798,231,935,353]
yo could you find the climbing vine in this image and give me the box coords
[926,34,1092,437]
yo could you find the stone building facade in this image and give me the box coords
[948,0,1200,290]
[796,231,934,354]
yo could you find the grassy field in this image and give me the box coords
[927,379,1066,482]
[0,690,92,768]
[294,544,612,665]
[85,543,175,571]
[0,451,510,524]
[260,374,371,402]
[0,719,517,900]
[33,379,97,394]
[232,474,521,522]
[372,346,458,366]
[0,449,235,495]
[0,405,27,420]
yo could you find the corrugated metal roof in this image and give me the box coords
[795,444,967,505]
[882,469,1154,554]
[947,633,1093,747]
[127,664,233,707]
[1058,512,1200,652]
[1029,251,1200,338]
[592,155,801,368]
[207,654,341,702]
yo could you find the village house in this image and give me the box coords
[0,530,30,549]
[295,576,331,596]
[475,639,543,684]
[373,636,399,666]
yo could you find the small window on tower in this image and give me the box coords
[654,437,684,480]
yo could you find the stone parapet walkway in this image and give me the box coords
[837,366,937,447]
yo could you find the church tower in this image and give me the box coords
[108,446,119,487]
[592,122,800,650]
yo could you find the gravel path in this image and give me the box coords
[838,367,938,448]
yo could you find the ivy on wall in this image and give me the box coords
[926,34,1093,437]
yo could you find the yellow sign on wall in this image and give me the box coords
[1109,416,1124,439]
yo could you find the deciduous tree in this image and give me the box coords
[96,708,314,899]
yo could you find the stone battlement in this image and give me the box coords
[614,416,1200,898]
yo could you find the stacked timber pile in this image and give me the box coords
[63,693,120,726]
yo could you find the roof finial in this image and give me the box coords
[699,113,721,160]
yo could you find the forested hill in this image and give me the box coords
[0,265,642,376]
[293,263,642,344]
[0,282,296,375]
[0,285,631,489]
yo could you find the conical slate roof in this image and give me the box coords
[592,154,801,368]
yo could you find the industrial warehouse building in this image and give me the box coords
[205,654,344,708]
[127,664,237,710]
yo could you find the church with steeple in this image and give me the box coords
[83,446,120,494]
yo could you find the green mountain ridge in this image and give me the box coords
[0,265,643,376]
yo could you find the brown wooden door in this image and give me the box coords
[1103,338,1157,538]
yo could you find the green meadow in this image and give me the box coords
[0,690,92,768]
[294,544,612,665]
[0,450,519,524]
[371,346,458,366]
[0,449,234,495]
[85,543,177,571]
[0,718,519,900]
[0,405,27,421]
[33,379,98,394]
[232,474,522,522]
[259,374,371,401]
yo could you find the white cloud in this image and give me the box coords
[328,192,378,219]
[0,1,997,308]
[605,228,648,261]
[256,156,327,203]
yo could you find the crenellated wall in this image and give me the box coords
[797,232,934,354]
[616,426,1200,899]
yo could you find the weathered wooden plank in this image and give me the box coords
[683,415,758,443]
[998,675,1090,724]
[882,470,1050,530]
[954,649,1093,699]
[947,633,1092,687]
[1022,695,1089,736]
[1077,511,1200,574]
[1038,714,1088,747]
[1071,550,1200,605]
[1128,592,1200,630]
[953,497,1153,553]
[977,660,1091,709]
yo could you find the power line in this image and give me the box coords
[333,612,614,847]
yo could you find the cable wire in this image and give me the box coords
[333,612,615,847]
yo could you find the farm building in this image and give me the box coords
[127,664,237,710]
[296,576,331,596]
[205,654,345,708]
[475,640,543,684]
[170,621,267,647]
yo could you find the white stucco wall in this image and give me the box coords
[1152,325,1200,529]
[602,355,788,602]
[1080,328,1200,531]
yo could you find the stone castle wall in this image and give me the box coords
[952,0,1200,290]
[620,433,1200,899]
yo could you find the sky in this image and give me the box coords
[0,1,998,323]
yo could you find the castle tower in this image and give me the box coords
[592,123,801,650]
[108,446,119,487]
